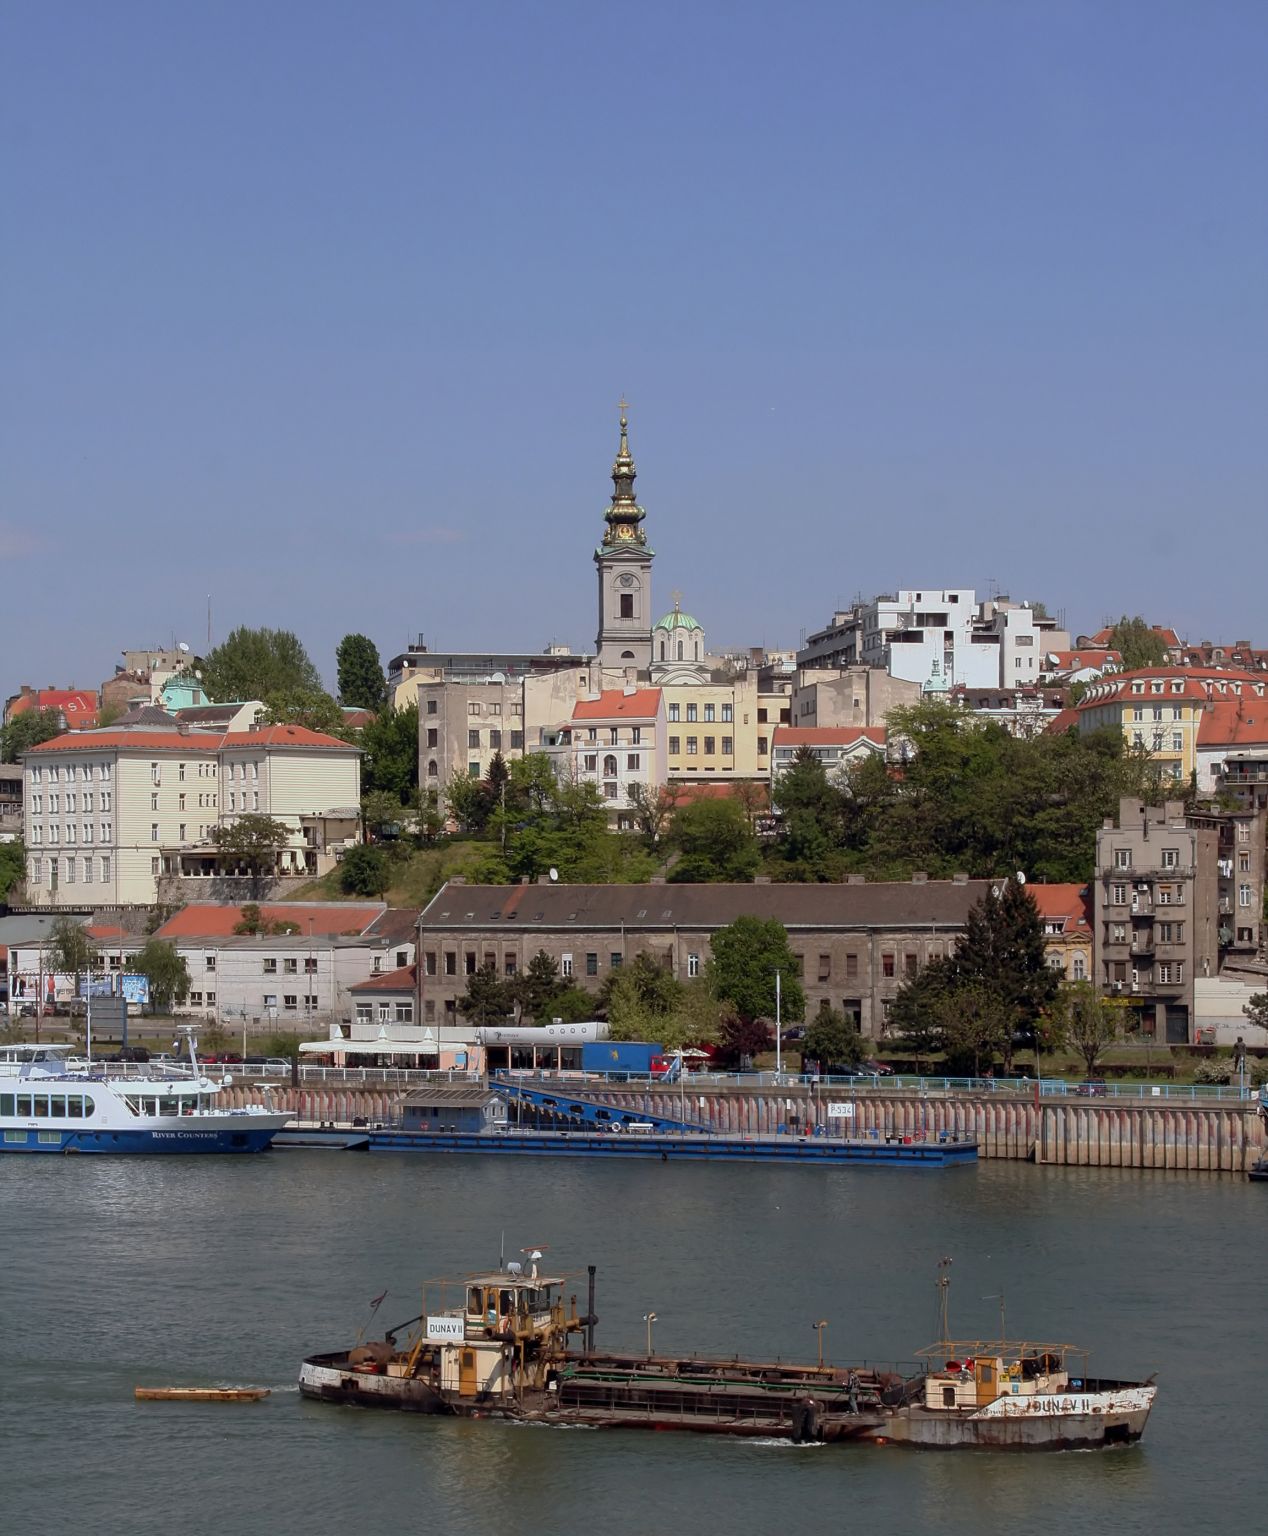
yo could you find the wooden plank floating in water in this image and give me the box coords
[134,1386,271,1402]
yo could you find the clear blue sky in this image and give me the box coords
[4,0,1265,693]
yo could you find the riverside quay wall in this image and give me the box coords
[222,1082,1266,1174]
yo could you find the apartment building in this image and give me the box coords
[1094,799,1219,1043]
[543,689,667,819]
[22,716,361,907]
[791,667,920,729]
[1078,669,1268,785]
[0,765,22,842]
[416,876,991,1039]
[770,727,886,792]
[1029,884,1093,983]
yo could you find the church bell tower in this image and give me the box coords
[594,402,654,675]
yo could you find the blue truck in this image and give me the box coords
[580,1041,668,1076]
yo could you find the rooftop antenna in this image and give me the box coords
[937,1257,953,1345]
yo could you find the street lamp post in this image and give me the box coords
[643,1312,657,1358]
[775,969,782,1079]
[812,1319,829,1368]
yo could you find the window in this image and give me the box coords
[490,730,502,750]
[1073,954,1086,980]
[151,823,159,842]
[1114,849,1131,869]
[619,593,634,618]
[703,736,715,755]
[631,727,641,745]
[722,703,733,722]
[427,698,437,714]
[704,703,715,722]
[178,824,187,841]
[610,952,622,970]
[1162,848,1179,869]
[668,737,680,755]
[283,995,298,1012]
[504,954,517,976]
[818,953,831,980]
[1240,884,1253,908]
[263,959,278,974]
[150,762,160,784]
[687,953,700,978]
[627,754,640,771]
[882,953,895,978]
[468,762,480,778]
[603,754,618,777]
[587,727,597,741]
[845,953,859,979]
[151,857,160,874]
[510,731,524,750]
[758,708,768,723]
[427,728,438,748]
[721,736,733,755]
[686,703,697,722]
[1159,963,1172,983]
[904,954,918,979]
[83,823,92,843]
[284,958,298,974]
[444,951,457,976]
[468,729,480,748]
[101,856,110,882]
[1172,732,1183,751]
[425,951,437,976]
[465,951,477,974]
[686,736,698,755]
[1112,883,1127,905]
[586,952,598,976]
[584,754,598,771]
[489,703,501,717]
[668,703,679,722]
[758,736,768,756]
[561,953,573,977]
[468,702,481,716]
[65,858,76,884]
[151,792,159,811]
[609,727,619,745]
[101,822,111,842]
[603,782,617,799]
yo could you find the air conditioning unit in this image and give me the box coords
[1111,981,1123,992]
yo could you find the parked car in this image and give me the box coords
[862,1059,895,1076]
[1075,1079,1108,1097]
[780,1026,807,1044]
[106,1046,151,1063]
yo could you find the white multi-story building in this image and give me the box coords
[543,687,667,822]
[22,717,361,907]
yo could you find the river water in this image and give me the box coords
[2,1152,1263,1536]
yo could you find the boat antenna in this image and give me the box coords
[937,1257,953,1345]
[982,1291,1006,1348]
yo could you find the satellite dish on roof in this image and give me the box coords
[1015,871,1027,885]
[177,642,190,654]
[548,867,559,883]
[991,885,1001,899]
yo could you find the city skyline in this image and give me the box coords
[4,1,1266,689]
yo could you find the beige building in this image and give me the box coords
[23,717,360,908]
[791,667,921,729]
[543,688,668,821]
[417,876,991,1039]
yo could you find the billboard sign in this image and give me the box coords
[120,974,150,1006]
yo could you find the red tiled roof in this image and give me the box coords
[1197,699,1268,748]
[350,964,417,993]
[220,724,356,749]
[8,689,98,726]
[1044,707,1081,735]
[572,689,662,720]
[153,904,384,939]
[86,922,130,941]
[28,730,223,752]
[27,723,356,753]
[1042,649,1121,672]
[773,727,886,748]
[666,781,770,808]
[1076,668,1268,712]
[1028,883,1092,934]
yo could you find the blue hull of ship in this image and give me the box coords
[0,1127,278,1154]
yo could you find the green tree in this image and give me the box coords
[775,747,843,878]
[360,703,420,803]
[263,1031,304,1062]
[803,1007,864,1070]
[1,707,64,762]
[889,957,956,1071]
[195,626,322,702]
[626,782,676,848]
[45,918,99,995]
[1245,993,1268,1031]
[233,902,265,935]
[208,813,293,896]
[446,769,489,833]
[335,633,387,711]
[458,963,513,1025]
[947,882,1058,1068]
[362,790,407,841]
[134,939,191,1012]
[709,916,804,1023]
[936,982,1014,1077]
[512,950,565,1021]
[339,844,391,897]
[1051,980,1122,1077]
[262,688,351,737]
[668,798,760,882]
[0,839,26,903]
[1106,616,1169,672]
[598,952,683,1018]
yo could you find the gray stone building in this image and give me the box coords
[1092,797,1265,1044]
[416,876,991,1039]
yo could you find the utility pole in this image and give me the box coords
[775,969,782,1079]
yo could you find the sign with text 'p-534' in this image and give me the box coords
[826,1102,855,1119]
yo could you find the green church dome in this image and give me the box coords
[654,608,702,633]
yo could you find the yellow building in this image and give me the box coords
[1076,668,1267,785]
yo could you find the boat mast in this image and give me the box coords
[936,1256,953,1346]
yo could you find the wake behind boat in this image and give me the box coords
[0,1030,289,1154]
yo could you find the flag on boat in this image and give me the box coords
[369,1290,387,1314]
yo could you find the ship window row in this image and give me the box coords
[1,1093,97,1118]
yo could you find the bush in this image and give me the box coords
[1192,1059,1232,1084]
[339,844,390,896]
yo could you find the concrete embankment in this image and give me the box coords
[221,1082,1266,1174]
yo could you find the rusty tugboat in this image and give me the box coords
[298,1252,1156,1450]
